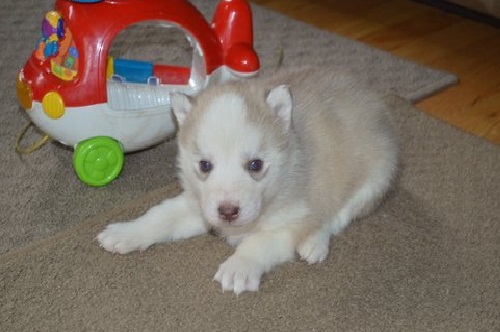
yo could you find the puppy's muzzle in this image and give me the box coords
[218,203,240,222]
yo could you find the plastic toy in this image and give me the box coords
[16,0,259,186]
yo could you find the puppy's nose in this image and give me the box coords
[218,204,239,221]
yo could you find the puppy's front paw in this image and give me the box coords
[297,232,330,264]
[214,255,263,295]
[97,221,151,254]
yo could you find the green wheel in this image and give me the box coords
[73,136,124,187]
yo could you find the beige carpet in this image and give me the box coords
[3,0,499,331]
[2,96,499,331]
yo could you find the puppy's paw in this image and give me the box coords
[97,221,152,254]
[297,232,330,264]
[214,255,263,295]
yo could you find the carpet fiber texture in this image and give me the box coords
[2,0,499,331]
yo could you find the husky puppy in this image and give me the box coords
[97,68,398,294]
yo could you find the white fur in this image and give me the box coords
[193,95,266,227]
[97,193,207,254]
[97,68,398,295]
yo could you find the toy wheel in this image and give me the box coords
[73,136,124,187]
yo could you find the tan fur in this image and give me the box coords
[178,67,397,241]
[98,67,398,294]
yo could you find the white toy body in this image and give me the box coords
[16,0,259,186]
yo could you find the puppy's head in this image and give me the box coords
[171,83,293,228]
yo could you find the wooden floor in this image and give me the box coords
[252,0,500,145]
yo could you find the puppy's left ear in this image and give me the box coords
[171,92,193,127]
[266,85,293,131]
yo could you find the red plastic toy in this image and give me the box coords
[16,0,260,186]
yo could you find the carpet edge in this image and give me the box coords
[406,73,459,102]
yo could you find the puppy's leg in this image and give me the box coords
[97,192,207,254]
[297,225,331,264]
[331,165,395,236]
[297,183,382,264]
[298,166,395,264]
[214,204,310,294]
[214,229,296,295]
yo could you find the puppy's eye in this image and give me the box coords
[247,159,264,172]
[199,160,213,173]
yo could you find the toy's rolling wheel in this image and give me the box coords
[73,136,124,187]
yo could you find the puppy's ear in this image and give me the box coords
[171,93,193,127]
[266,85,292,131]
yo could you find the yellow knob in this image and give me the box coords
[42,92,65,119]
